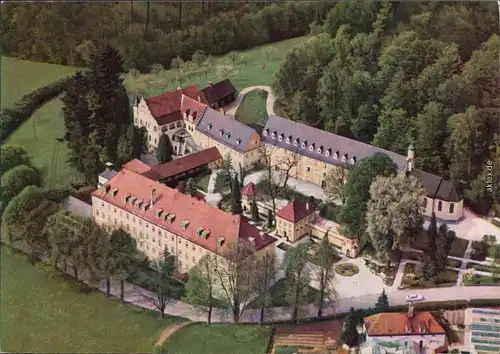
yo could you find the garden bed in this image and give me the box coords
[463,274,500,286]
[411,234,468,258]
[401,263,459,289]
[466,262,500,273]
[335,263,360,277]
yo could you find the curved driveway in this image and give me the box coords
[224,85,276,117]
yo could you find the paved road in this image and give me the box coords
[93,276,500,324]
[224,85,276,117]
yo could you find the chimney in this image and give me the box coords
[208,81,213,87]
[306,202,310,210]
[408,302,414,318]
[105,161,113,172]
[407,144,415,172]
[151,188,156,205]
[197,94,201,102]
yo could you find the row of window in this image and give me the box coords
[423,198,455,213]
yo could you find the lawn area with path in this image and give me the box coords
[0,247,184,353]
[234,89,269,126]
[162,323,273,354]
[2,56,79,187]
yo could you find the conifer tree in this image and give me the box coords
[230,175,242,215]
[251,198,259,221]
[375,289,389,312]
[156,134,174,164]
[341,307,359,347]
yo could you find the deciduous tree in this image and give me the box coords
[313,234,337,317]
[254,252,277,324]
[0,165,41,207]
[0,145,31,175]
[324,165,349,204]
[284,243,311,322]
[213,241,259,323]
[183,255,218,324]
[141,247,175,318]
[366,174,425,265]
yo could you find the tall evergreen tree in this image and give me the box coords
[85,45,130,163]
[341,307,359,347]
[62,71,91,174]
[421,212,439,280]
[230,175,242,215]
[251,198,259,221]
[156,134,174,164]
[375,289,389,312]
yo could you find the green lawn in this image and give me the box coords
[235,90,269,126]
[163,323,272,354]
[2,56,79,187]
[247,278,319,309]
[1,56,77,109]
[125,36,309,97]
[0,247,184,353]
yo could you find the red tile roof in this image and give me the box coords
[364,312,446,336]
[122,159,152,174]
[276,200,314,223]
[91,169,276,257]
[241,182,256,197]
[144,85,206,121]
[147,147,222,180]
[156,111,184,126]
[180,95,207,123]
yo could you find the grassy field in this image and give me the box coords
[2,36,308,187]
[125,36,308,97]
[235,90,269,126]
[163,323,272,354]
[0,247,183,353]
[1,56,77,109]
[2,56,79,187]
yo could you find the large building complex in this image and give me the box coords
[133,81,260,170]
[91,167,276,275]
[262,115,464,222]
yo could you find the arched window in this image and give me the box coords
[423,198,428,209]
[437,201,442,212]
[449,203,454,214]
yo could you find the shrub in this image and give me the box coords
[42,187,71,202]
[0,76,73,141]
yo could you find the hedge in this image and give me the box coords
[42,187,71,203]
[0,76,73,142]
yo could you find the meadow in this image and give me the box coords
[0,247,183,352]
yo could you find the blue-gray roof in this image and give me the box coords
[262,115,461,202]
[99,170,118,180]
[262,115,408,171]
[196,107,256,152]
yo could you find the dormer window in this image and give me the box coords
[294,138,299,146]
[263,128,269,137]
[309,143,315,152]
[207,123,213,130]
[271,131,276,139]
[301,140,308,149]
[317,146,323,154]
[342,153,348,163]
[225,132,231,139]
[278,133,284,141]
[325,148,331,157]
[196,227,203,237]
[180,220,190,230]
[350,156,356,164]
[236,138,241,145]
[333,151,339,159]
[219,129,224,136]
[110,188,118,197]
[156,209,163,218]
[286,135,291,144]
[166,213,176,224]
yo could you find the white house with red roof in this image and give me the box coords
[362,305,447,354]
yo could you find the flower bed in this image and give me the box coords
[335,263,359,277]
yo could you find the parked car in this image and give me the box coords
[406,293,424,302]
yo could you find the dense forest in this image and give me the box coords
[1,1,333,72]
[273,1,500,215]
